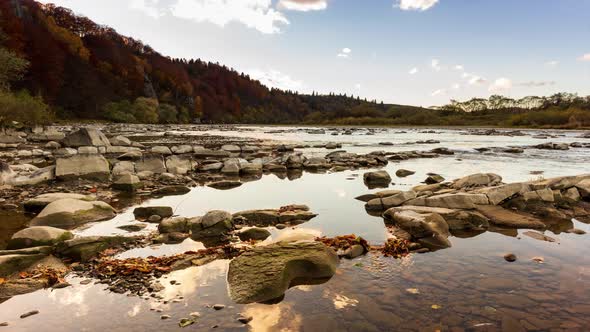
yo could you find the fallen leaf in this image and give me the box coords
[406,288,420,294]
[431,304,442,309]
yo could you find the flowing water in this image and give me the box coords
[1,126,590,331]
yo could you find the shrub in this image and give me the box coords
[158,103,178,123]
[103,100,137,123]
[0,90,54,126]
[132,97,159,123]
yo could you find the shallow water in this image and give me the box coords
[2,126,590,331]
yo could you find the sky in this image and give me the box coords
[37,0,590,106]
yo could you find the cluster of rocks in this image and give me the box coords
[359,171,590,251]
[151,205,317,245]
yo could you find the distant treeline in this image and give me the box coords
[0,0,588,128]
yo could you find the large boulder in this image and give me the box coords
[238,227,271,241]
[56,236,134,262]
[55,154,110,181]
[61,128,111,147]
[385,206,489,230]
[109,135,131,146]
[190,210,233,240]
[24,193,96,213]
[8,226,73,249]
[133,206,173,219]
[30,199,116,229]
[576,179,590,198]
[477,183,531,205]
[452,173,502,189]
[112,173,142,192]
[365,191,417,211]
[425,193,489,209]
[0,254,48,277]
[384,210,451,249]
[165,155,194,175]
[363,171,392,187]
[9,166,55,186]
[0,162,15,185]
[227,241,338,303]
[158,217,189,233]
[233,206,316,226]
[476,205,545,229]
[135,154,167,174]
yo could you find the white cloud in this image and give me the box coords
[463,72,486,85]
[337,48,351,58]
[354,83,361,90]
[278,0,327,11]
[517,81,556,87]
[489,77,512,92]
[578,53,590,61]
[397,0,439,11]
[129,0,163,18]
[453,65,464,71]
[247,69,304,91]
[431,88,446,96]
[451,83,460,90]
[171,0,289,34]
[544,60,559,67]
[431,58,441,71]
[409,67,418,75]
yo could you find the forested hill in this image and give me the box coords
[0,0,426,124]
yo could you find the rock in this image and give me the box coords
[55,154,110,181]
[78,146,98,154]
[476,205,545,229]
[238,228,271,241]
[151,146,172,155]
[221,162,240,175]
[207,180,242,190]
[171,145,193,154]
[133,206,174,219]
[227,241,338,303]
[8,227,73,249]
[61,128,111,147]
[275,224,286,230]
[147,215,162,223]
[190,210,233,240]
[523,188,554,202]
[111,161,135,176]
[237,316,253,324]
[221,145,241,153]
[576,179,590,198]
[117,151,143,161]
[109,135,131,146]
[425,193,489,209]
[19,310,40,319]
[504,253,517,262]
[562,187,581,202]
[165,155,194,174]
[452,173,502,189]
[342,244,365,259]
[200,162,223,172]
[112,173,142,192]
[158,217,188,233]
[152,185,190,196]
[56,236,134,262]
[384,210,451,249]
[0,254,47,277]
[478,183,531,205]
[117,224,147,232]
[9,166,56,186]
[523,231,557,242]
[385,206,489,230]
[566,228,586,235]
[363,171,392,186]
[395,169,415,177]
[135,154,167,174]
[424,174,445,184]
[212,304,225,310]
[30,199,116,228]
[240,163,263,174]
[24,193,95,213]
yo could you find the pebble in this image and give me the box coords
[531,256,545,263]
[20,310,39,319]
[213,304,225,310]
[148,215,162,223]
[189,312,201,318]
[0,322,8,327]
[504,253,517,262]
[275,224,286,230]
[161,314,171,319]
[237,316,253,324]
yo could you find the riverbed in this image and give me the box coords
[1,126,590,331]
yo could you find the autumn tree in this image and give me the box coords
[132,97,159,123]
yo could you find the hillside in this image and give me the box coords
[0,0,589,128]
[0,0,428,125]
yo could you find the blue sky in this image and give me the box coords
[38,0,590,106]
